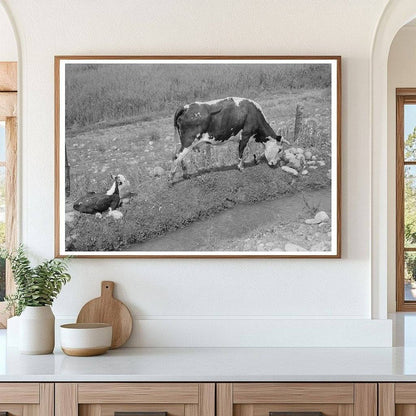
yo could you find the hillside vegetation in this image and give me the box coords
[65,63,331,133]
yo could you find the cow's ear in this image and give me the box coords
[209,104,222,115]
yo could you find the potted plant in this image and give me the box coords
[1,245,71,354]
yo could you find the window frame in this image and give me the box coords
[396,88,416,311]
[0,62,17,328]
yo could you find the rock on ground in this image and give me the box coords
[65,211,77,224]
[305,210,330,224]
[285,243,307,252]
[281,166,298,176]
[153,166,165,177]
[310,242,330,251]
[315,211,329,222]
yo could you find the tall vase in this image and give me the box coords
[19,306,55,354]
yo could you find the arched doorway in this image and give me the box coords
[371,0,416,319]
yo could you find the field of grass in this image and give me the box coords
[64,64,332,251]
[65,63,331,133]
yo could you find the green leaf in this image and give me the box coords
[5,245,71,315]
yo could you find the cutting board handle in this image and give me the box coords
[101,281,115,298]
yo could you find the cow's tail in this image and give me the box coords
[173,106,186,159]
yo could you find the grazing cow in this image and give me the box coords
[73,174,123,218]
[170,97,289,180]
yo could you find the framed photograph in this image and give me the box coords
[55,56,341,258]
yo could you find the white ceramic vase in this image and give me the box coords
[6,315,20,347]
[19,306,55,354]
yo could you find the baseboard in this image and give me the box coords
[55,317,392,347]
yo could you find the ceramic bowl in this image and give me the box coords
[60,323,112,356]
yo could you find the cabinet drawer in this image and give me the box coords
[0,383,39,404]
[0,383,53,416]
[56,383,215,416]
[217,383,376,416]
[78,383,200,404]
[379,383,416,416]
[233,384,354,404]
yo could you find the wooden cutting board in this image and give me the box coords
[76,281,133,349]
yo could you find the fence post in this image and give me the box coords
[65,144,70,197]
[294,104,303,142]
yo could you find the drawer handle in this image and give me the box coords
[270,413,324,416]
[115,412,168,416]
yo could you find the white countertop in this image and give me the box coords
[1,328,416,382]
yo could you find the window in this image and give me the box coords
[0,121,5,301]
[397,89,416,310]
[0,121,6,302]
[0,62,17,327]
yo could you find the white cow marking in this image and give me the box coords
[186,97,268,121]
[232,97,266,116]
[170,138,202,179]
[106,182,116,195]
[232,97,245,106]
[198,132,221,145]
[264,137,282,166]
[194,97,229,105]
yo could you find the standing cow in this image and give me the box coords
[170,97,289,181]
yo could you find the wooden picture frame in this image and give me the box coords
[55,56,341,258]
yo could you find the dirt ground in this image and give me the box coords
[127,188,332,252]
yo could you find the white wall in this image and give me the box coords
[387,25,416,312]
[0,0,393,346]
[0,4,17,61]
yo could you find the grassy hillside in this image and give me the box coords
[65,63,331,133]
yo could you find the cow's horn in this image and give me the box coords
[281,138,291,145]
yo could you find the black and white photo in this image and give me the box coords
[55,57,341,257]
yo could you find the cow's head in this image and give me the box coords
[264,136,290,167]
[109,174,130,197]
[111,174,127,187]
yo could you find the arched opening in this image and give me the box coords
[0,0,19,327]
[387,19,416,314]
[371,1,416,320]
[0,3,17,61]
